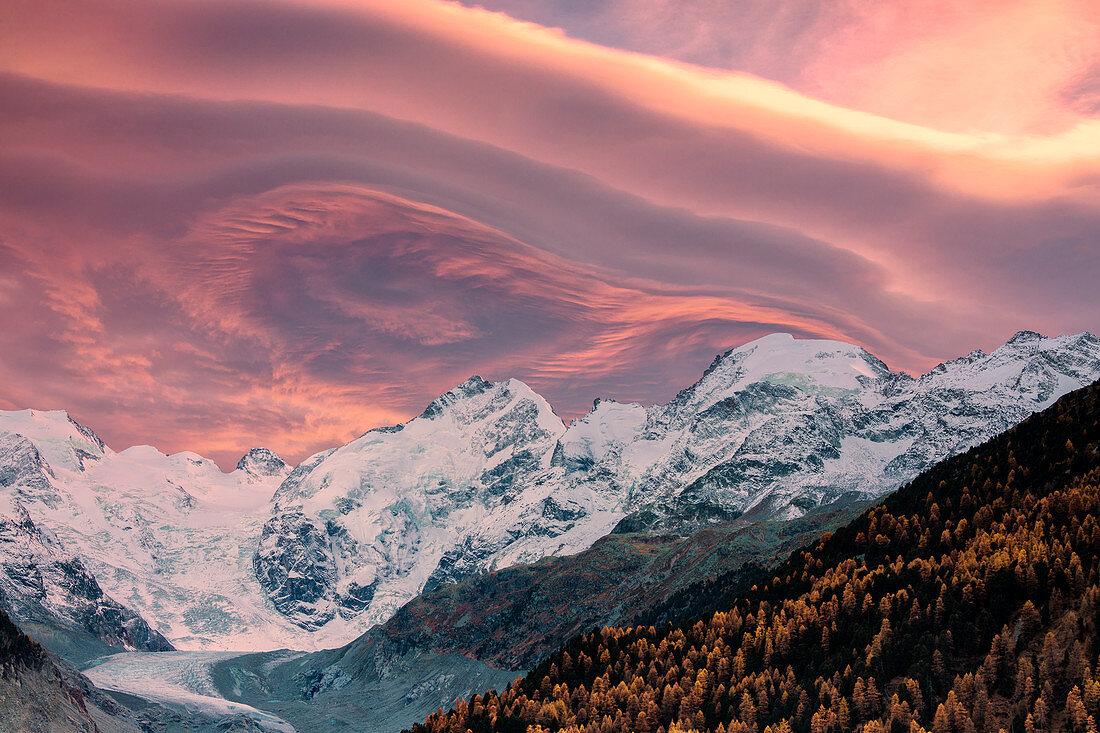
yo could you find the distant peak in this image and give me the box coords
[236,447,288,476]
[712,332,877,367]
[458,375,492,393]
[756,332,795,343]
[418,375,499,420]
[584,396,623,414]
[682,333,892,406]
[444,375,496,403]
[437,375,539,404]
[28,408,70,419]
[0,408,109,469]
[1006,330,1046,344]
[732,333,796,351]
[727,332,877,357]
[5,408,74,428]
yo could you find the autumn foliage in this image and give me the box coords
[409,381,1100,733]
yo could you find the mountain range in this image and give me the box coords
[1,330,1098,662]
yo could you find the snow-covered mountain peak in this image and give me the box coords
[720,333,889,388]
[992,330,1099,359]
[116,444,159,456]
[555,400,647,472]
[667,334,892,423]
[922,331,1100,394]
[111,445,228,483]
[0,409,109,473]
[252,373,568,632]
[1005,329,1045,345]
[997,329,1098,352]
[416,375,560,430]
[418,374,492,418]
[235,447,289,479]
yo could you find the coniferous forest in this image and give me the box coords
[410,380,1100,733]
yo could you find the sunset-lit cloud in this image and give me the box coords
[452,0,1100,135]
[0,0,1096,467]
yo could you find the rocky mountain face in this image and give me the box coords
[1,331,1097,651]
[0,602,143,733]
[255,330,1100,634]
[236,448,289,477]
[0,492,174,666]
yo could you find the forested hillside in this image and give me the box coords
[411,380,1100,733]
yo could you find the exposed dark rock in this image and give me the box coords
[235,447,288,477]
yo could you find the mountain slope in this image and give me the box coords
[414,377,1100,733]
[0,496,174,666]
[319,498,859,676]
[253,376,569,632]
[0,601,144,733]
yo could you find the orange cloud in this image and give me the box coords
[0,181,922,467]
[797,0,1100,134]
[483,0,1100,136]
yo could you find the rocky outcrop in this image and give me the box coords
[236,447,289,478]
[0,603,142,733]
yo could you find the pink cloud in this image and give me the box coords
[0,1,1095,466]
[449,0,1100,135]
[0,182,899,467]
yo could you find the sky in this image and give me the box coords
[1,0,1098,469]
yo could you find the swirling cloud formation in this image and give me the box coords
[1,0,1096,467]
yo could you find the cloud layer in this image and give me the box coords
[0,0,1096,467]
[452,0,1100,134]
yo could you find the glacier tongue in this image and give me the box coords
[2,331,1099,651]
